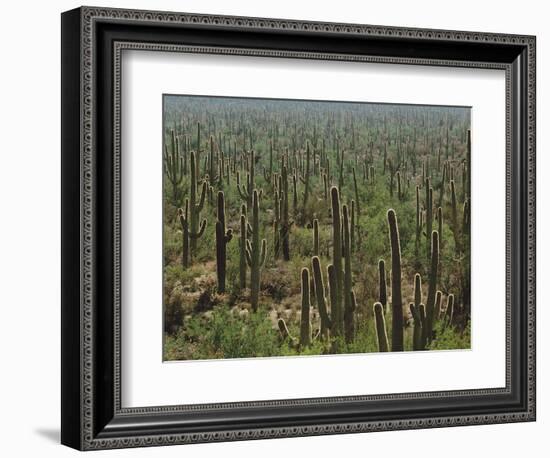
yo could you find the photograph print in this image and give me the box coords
[162,95,471,361]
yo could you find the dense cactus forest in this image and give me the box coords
[162,95,471,361]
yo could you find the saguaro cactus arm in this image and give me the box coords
[300,268,312,347]
[374,302,389,352]
[312,256,332,332]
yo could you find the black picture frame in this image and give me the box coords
[61,6,536,450]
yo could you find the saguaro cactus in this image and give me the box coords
[279,161,292,261]
[245,190,267,311]
[352,167,361,216]
[239,207,247,290]
[195,121,202,176]
[312,256,330,338]
[450,179,460,254]
[301,141,311,214]
[237,149,256,208]
[425,178,433,259]
[425,230,440,345]
[263,139,274,182]
[443,293,455,330]
[415,186,423,258]
[378,259,388,313]
[300,268,312,347]
[177,201,190,268]
[410,302,423,351]
[342,204,355,343]
[178,151,207,262]
[330,187,344,336]
[312,218,320,256]
[164,129,184,205]
[387,209,404,351]
[374,302,389,352]
[215,191,233,293]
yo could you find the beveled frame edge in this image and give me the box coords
[61,5,536,450]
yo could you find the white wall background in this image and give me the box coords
[0,0,544,456]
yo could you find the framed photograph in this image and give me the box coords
[61,6,536,450]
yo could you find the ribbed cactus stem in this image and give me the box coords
[187,151,207,256]
[437,206,443,253]
[330,187,343,336]
[415,185,422,257]
[352,167,361,216]
[239,210,247,290]
[237,149,255,208]
[374,302,389,352]
[164,129,184,205]
[195,121,202,174]
[280,162,291,261]
[300,268,312,347]
[313,218,320,256]
[215,191,233,293]
[350,200,356,253]
[208,135,217,183]
[414,273,422,307]
[443,294,455,330]
[178,200,190,268]
[378,259,387,313]
[425,230,439,345]
[397,171,402,199]
[387,209,404,351]
[410,303,423,351]
[312,256,331,338]
[302,141,311,212]
[435,290,442,321]
[451,179,460,253]
[342,204,355,343]
[292,172,298,216]
[425,178,433,259]
[245,190,267,312]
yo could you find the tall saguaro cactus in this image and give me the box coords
[342,203,355,343]
[164,129,184,206]
[188,151,207,254]
[312,218,320,256]
[279,161,292,261]
[378,259,387,312]
[301,141,311,215]
[330,186,344,336]
[177,151,206,265]
[300,268,312,347]
[450,179,460,254]
[245,190,267,311]
[425,230,440,345]
[387,209,404,351]
[312,256,330,338]
[239,207,247,290]
[425,178,433,259]
[177,201,190,268]
[215,191,233,293]
[237,149,256,208]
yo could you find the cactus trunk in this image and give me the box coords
[300,268,312,347]
[215,191,232,293]
[374,302,389,352]
[245,190,267,311]
[387,209,404,351]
